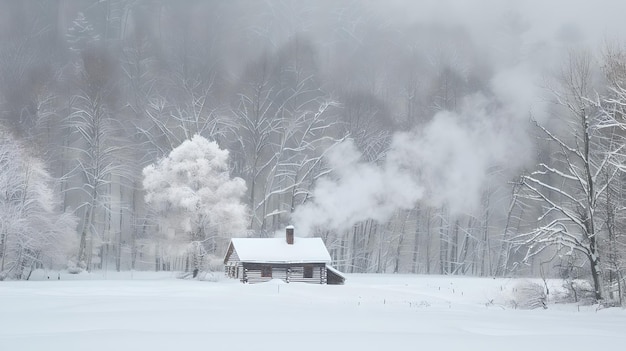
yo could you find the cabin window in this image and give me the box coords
[304,265,313,278]
[261,266,272,278]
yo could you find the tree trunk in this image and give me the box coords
[0,230,6,272]
[77,203,94,268]
[412,206,421,274]
[589,253,603,301]
[439,206,448,274]
[425,208,432,274]
[450,219,459,274]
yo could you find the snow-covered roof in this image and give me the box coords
[226,237,332,264]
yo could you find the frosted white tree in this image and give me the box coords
[0,128,77,280]
[143,135,247,275]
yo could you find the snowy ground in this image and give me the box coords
[1,271,624,351]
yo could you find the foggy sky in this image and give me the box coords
[291,0,626,235]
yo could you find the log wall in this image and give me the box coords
[239,263,327,284]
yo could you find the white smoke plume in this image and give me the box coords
[291,0,626,236]
[293,93,532,236]
[292,139,424,236]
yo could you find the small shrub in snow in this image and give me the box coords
[66,261,83,274]
[571,280,595,304]
[512,281,547,309]
[551,279,595,305]
[176,271,194,279]
[197,271,222,282]
[175,270,222,282]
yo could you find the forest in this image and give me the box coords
[1,0,626,303]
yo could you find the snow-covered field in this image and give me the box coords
[1,272,624,351]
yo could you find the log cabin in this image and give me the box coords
[223,226,345,285]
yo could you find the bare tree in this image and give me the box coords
[514,52,610,300]
[230,52,283,231]
[66,45,131,270]
[592,45,626,303]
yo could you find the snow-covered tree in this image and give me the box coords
[593,46,626,304]
[513,52,608,300]
[0,128,77,280]
[66,44,131,271]
[143,135,247,274]
[66,12,101,53]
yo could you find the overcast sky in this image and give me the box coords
[292,0,626,234]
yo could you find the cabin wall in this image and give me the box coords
[326,267,346,285]
[229,249,239,262]
[240,263,327,284]
[288,266,325,284]
[224,244,243,280]
[224,262,244,280]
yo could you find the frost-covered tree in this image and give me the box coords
[66,12,101,53]
[594,45,626,303]
[231,53,283,230]
[66,44,131,271]
[514,52,608,300]
[0,128,77,280]
[143,135,247,274]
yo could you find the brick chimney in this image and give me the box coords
[286,225,294,245]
